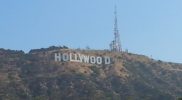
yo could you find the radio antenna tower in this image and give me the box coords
[110,5,122,52]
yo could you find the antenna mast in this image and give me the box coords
[110,5,122,52]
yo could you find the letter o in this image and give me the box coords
[62,53,69,61]
[90,56,96,64]
[97,57,102,64]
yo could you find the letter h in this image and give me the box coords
[55,53,61,61]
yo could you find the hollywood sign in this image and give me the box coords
[54,53,111,65]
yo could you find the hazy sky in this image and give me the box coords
[0,0,182,63]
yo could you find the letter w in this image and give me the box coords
[83,55,90,63]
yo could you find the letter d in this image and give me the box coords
[104,57,111,64]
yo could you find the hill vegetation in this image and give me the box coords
[0,46,182,100]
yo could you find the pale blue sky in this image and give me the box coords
[0,0,182,63]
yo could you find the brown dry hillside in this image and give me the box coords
[0,46,182,100]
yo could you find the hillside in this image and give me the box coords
[0,46,182,100]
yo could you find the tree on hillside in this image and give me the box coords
[178,98,182,100]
